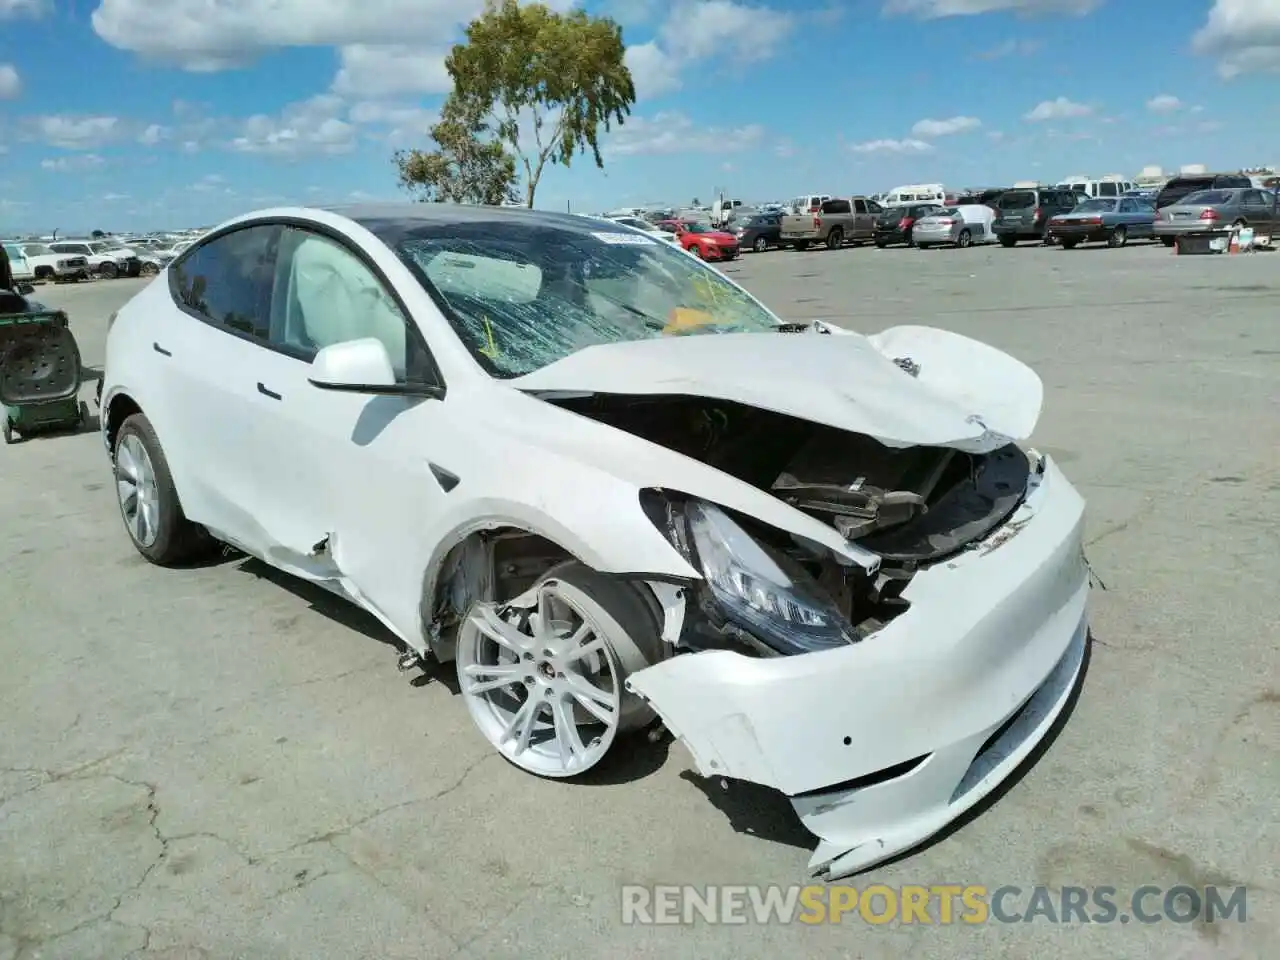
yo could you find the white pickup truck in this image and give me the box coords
[15,242,91,281]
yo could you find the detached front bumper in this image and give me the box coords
[627,455,1089,880]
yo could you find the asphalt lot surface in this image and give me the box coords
[2,242,1277,959]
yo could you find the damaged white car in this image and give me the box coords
[100,204,1091,881]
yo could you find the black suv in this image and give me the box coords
[993,187,1079,246]
[873,204,941,247]
[1154,173,1252,210]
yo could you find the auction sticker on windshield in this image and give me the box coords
[591,232,655,245]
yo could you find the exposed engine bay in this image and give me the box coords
[549,393,1032,652]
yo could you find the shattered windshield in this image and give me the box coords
[389,220,782,378]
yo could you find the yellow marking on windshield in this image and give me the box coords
[479,315,500,358]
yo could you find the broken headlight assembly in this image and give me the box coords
[642,492,855,656]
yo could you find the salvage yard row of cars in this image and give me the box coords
[616,171,1279,254]
[96,200,1091,882]
[1,235,197,283]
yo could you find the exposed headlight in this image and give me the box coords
[645,494,855,655]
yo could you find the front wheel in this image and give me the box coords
[456,561,664,778]
[98,261,118,279]
[1107,226,1128,248]
[753,236,769,253]
[690,244,703,259]
[874,239,888,248]
[139,261,160,276]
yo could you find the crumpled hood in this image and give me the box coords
[510,325,1043,453]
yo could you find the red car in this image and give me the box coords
[657,220,740,261]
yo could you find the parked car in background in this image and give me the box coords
[656,220,740,261]
[788,193,831,214]
[734,213,785,252]
[49,240,141,279]
[950,188,1007,210]
[873,204,941,248]
[2,243,35,283]
[781,196,881,251]
[604,215,675,241]
[913,204,998,249]
[1152,188,1279,246]
[1154,172,1252,210]
[993,187,1080,246]
[19,242,90,281]
[1047,197,1157,249]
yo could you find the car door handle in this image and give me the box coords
[153,342,171,357]
[257,382,282,400]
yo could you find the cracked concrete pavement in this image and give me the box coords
[2,244,1277,959]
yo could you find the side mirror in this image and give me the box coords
[308,338,398,391]
[16,283,34,296]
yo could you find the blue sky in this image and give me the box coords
[2,0,1278,233]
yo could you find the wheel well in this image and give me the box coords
[424,527,577,661]
[104,393,141,453]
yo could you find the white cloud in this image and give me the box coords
[331,44,453,98]
[348,101,440,145]
[1023,96,1092,121]
[0,0,50,18]
[850,138,934,154]
[883,0,1100,16]
[975,37,1041,58]
[40,154,105,172]
[230,94,356,156]
[0,63,20,99]
[1192,0,1280,77]
[1145,94,1181,113]
[31,115,123,149]
[606,111,765,156]
[625,42,680,99]
[626,1,796,99]
[138,123,170,145]
[911,115,981,137]
[103,192,129,201]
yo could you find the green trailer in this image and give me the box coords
[0,291,88,444]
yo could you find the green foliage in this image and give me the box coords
[443,0,635,207]
[393,105,519,206]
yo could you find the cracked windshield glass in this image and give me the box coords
[394,221,780,377]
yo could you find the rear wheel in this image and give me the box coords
[874,238,888,248]
[825,228,843,250]
[753,236,769,253]
[113,413,214,565]
[793,240,810,251]
[1060,238,1080,250]
[1107,226,1128,248]
[139,261,160,276]
[456,561,664,778]
[956,229,972,248]
[97,261,118,279]
[1161,237,1176,247]
[1000,235,1017,248]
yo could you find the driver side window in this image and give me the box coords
[270,228,415,380]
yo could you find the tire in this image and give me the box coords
[1000,235,1017,247]
[1060,238,1079,250]
[34,266,54,281]
[825,228,843,250]
[793,240,810,251]
[1161,237,1176,247]
[874,239,888,248]
[1107,226,1128,248]
[917,243,932,250]
[456,560,664,778]
[113,412,214,565]
[97,261,118,279]
[139,261,160,276]
[2,420,13,444]
[957,229,972,248]
[753,236,769,253]
[690,244,704,259]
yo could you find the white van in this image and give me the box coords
[881,183,946,207]
[789,193,831,214]
[1056,175,1135,199]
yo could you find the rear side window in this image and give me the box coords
[171,225,281,340]
[1181,190,1232,205]
[1158,177,1214,206]
[1098,181,1119,197]
[1215,175,1250,188]
[999,190,1036,210]
[821,199,851,214]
